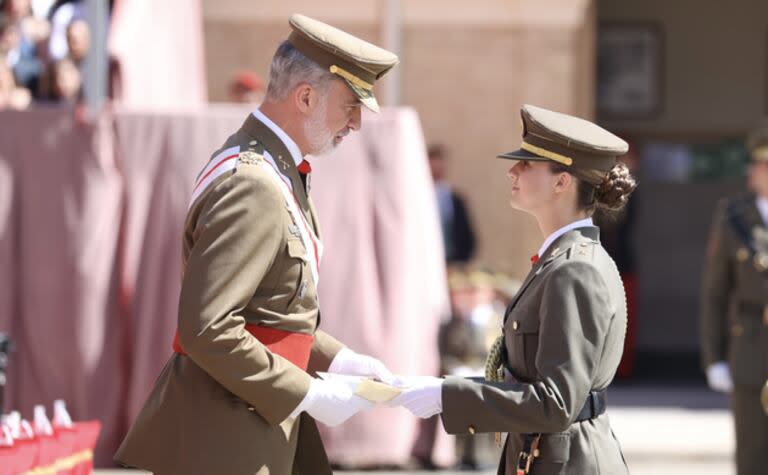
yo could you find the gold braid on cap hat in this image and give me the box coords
[520,141,573,166]
[329,65,373,91]
[485,335,506,447]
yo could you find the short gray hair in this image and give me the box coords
[265,41,335,102]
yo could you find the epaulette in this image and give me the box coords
[238,140,266,166]
[237,150,264,166]
[567,240,598,262]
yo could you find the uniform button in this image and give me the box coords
[248,406,256,412]
[512,321,519,331]
[732,324,744,337]
[468,425,476,434]
[737,248,749,262]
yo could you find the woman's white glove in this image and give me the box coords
[706,361,733,393]
[290,378,373,427]
[328,348,394,384]
[389,376,444,418]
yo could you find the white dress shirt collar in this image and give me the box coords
[756,196,768,225]
[252,109,304,167]
[537,217,595,258]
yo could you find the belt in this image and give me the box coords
[172,324,314,371]
[516,390,607,475]
[574,389,607,422]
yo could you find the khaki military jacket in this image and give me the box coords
[441,227,628,475]
[115,114,344,475]
[701,193,768,387]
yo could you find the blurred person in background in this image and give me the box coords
[439,271,487,380]
[393,105,636,475]
[0,12,19,64]
[46,0,83,62]
[0,59,30,109]
[47,56,80,101]
[38,15,86,101]
[700,126,768,475]
[64,17,87,64]
[429,144,477,265]
[229,70,266,105]
[115,14,399,475]
[1,0,48,94]
[30,0,55,18]
[438,270,501,470]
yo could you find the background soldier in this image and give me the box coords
[701,126,768,475]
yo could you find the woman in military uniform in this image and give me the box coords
[392,104,637,475]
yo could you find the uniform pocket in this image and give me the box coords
[505,317,539,381]
[284,238,307,310]
[728,316,763,385]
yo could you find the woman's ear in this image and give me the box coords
[553,171,573,194]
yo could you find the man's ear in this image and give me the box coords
[294,84,315,115]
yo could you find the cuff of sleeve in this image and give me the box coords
[307,330,346,375]
[289,378,317,419]
[328,347,355,373]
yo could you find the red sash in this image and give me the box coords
[172,325,314,371]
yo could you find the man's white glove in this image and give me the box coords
[328,348,394,384]
[388,376,444,418]
[706,361,733,393]
[290,378,373,427]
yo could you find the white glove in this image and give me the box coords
[328,348,394,384]
[389,376,444,418]
[706,361,733,393]
[290,378,373,427]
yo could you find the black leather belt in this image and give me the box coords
[574,389,607,422]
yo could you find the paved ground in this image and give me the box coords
[94,382,736,475]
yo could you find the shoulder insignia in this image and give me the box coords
[237,150,264,166]
[568,240,597,260]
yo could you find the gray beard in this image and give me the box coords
[304,100,335,156]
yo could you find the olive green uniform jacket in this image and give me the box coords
[441,227,628,475]
[701,193,768,475]
[115,114,344,475]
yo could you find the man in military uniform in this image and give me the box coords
[115,14,399,475]
[701,126,768,475]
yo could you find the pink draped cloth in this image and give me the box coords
[0,105,452,467]
[0,108,124,466]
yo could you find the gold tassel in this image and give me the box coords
[485,335,505,447]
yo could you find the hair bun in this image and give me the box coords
[595,162,637,211]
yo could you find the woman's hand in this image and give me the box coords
[388,376,444,418]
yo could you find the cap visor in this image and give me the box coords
[496,148,551,161]
[343,78,380,113]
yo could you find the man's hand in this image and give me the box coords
[328,348,394,384]
[388,376,444,418]
[291,378,373,427]
[706,361,733,393]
